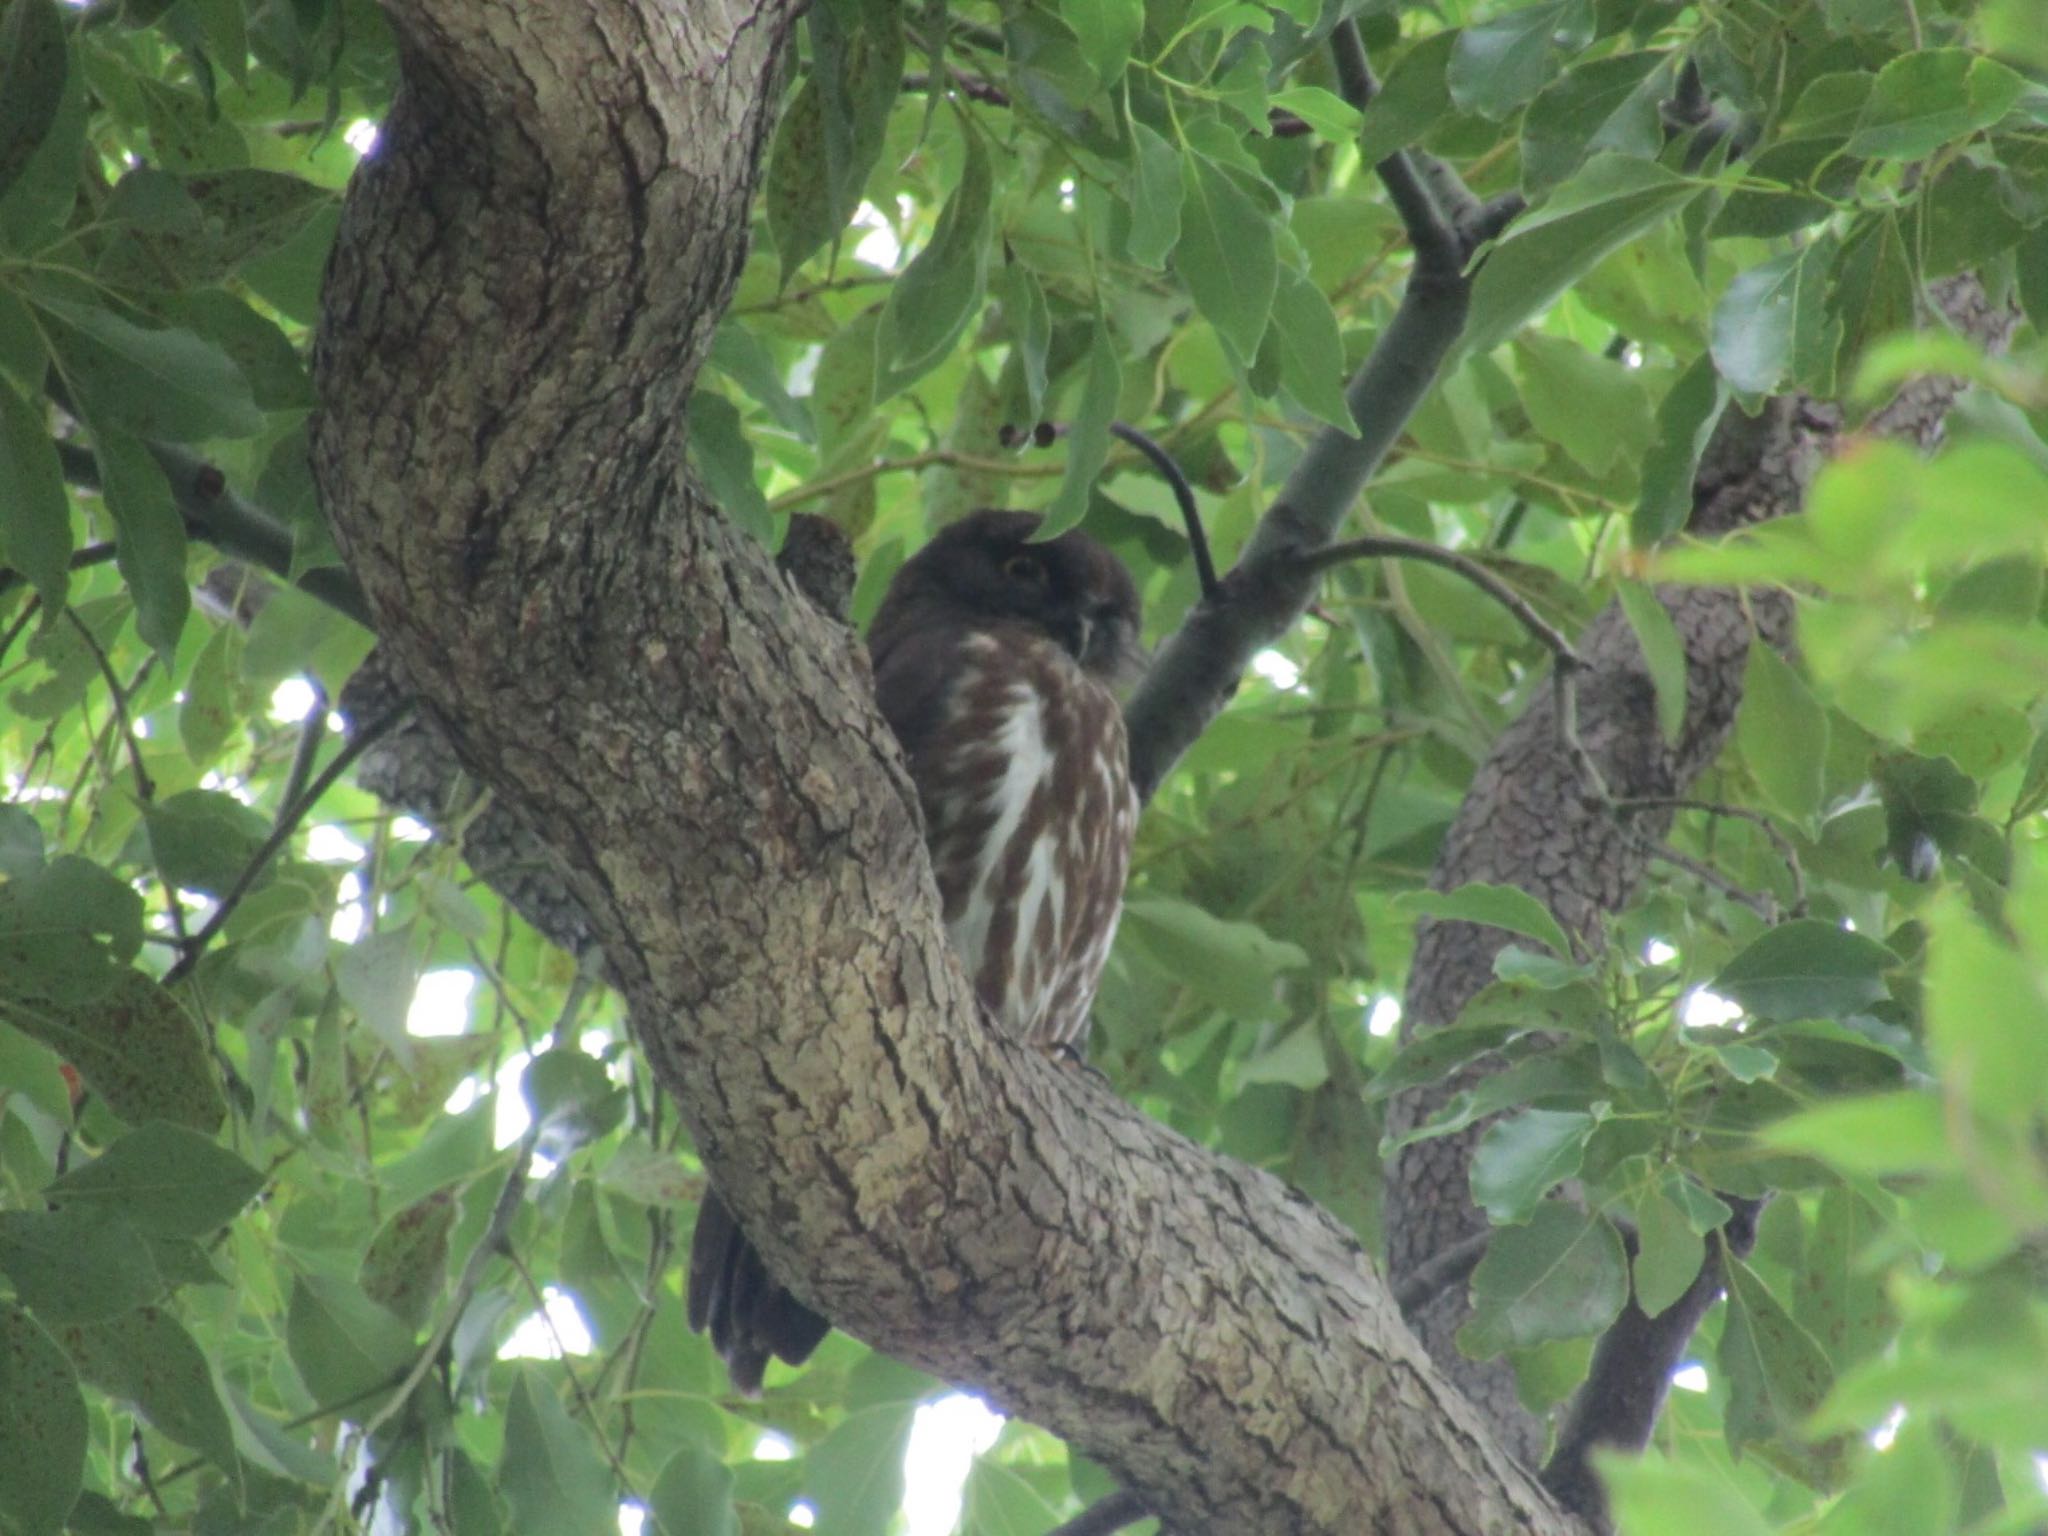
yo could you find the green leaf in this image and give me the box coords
[1720,1257,1837,1457]
[1795,1186,1895,1373]
[0,1207,163,1324]
[1060,0,1140,85]
[1847,51,2026,161]
[0,20,80,252]
[1471,1109,1598,1223]
[765,1,903,280]
[1711,922,1895,1024]
[1760,1091,1952,1175]
[0,968,226,1132]
[59,1306,239,1476]
[1615,581,1687,743]
[334,923,423,1068]
[92,431,190,662]
[1599,1455,1773,1536]
[522,1047,626,1157]
[687,391,773,547]
[1514,331,1652,478]
[1123,118,1183,270]
[1270,85,1363,141]
[1737,643,1827,826]
[1448,0,1592,119]
[1173,152,1278,360]
[1040,320,1119,539]
[646,1442,738,1536]
[1237,1023,1328,1091]
[33,294,263,441]
[285,1274,415,1413]
[0,369,70,614]
[1268,265,1355,433]
[807,1402,914,1536]
[143,788,270,897]
[0,0,66,205]
[1520,51,1666,193]
[45,1120,261,1238]
[359,1190,455,1332]
[1355,30,1455,166]
[1710,242,1839,397]
[1463,156,1704,358]
[962,1458,1064,1535]
[1461,1203,1628,1358]
[177,619,238,765]
[1923,903,2048,1127]
[0,1302,85,1536]
[1629,1184,1705,1318]
[1634,353,1729,544]
[0,854,143,1005]
[879,130,993,389]
[1400,882,1574,960]
[1119,894,1308,1020]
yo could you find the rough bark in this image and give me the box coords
[1382,279,2013,1489]
[309,4,1571,1531]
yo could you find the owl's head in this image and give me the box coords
[871,510,1146,686]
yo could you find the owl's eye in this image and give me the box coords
[1002,553,1046,584]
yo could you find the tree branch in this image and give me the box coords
[306,5,1570,1529]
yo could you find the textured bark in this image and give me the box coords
[1383,280,2013,1489]
[309,4,1572,1531]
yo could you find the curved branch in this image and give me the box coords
[306,5,1569,1530]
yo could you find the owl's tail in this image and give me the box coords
[685,1188,832,1394]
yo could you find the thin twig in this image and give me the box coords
[0,541,121,602]
[1613,797,1806,917]
[276,681,331,822]
[1109,420,1218,602]
[1294,535,1578,662]
[165,700,411,983]
[1643,839,1777,920]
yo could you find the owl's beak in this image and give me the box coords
[1084,615,1150,695]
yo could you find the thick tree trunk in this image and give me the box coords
[310,4,1572,1531]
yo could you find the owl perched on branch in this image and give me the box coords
[688,509,1146,1391]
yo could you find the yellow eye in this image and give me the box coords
[1003,554,1045,583]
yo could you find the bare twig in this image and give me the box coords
[1613,796,1807,917]
[1294,535,1577,662]
[1109,420,1218,602]
[165,700,411,984]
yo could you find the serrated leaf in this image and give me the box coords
[143,788,270,897]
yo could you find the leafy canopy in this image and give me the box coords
[1,0,2047,1533]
